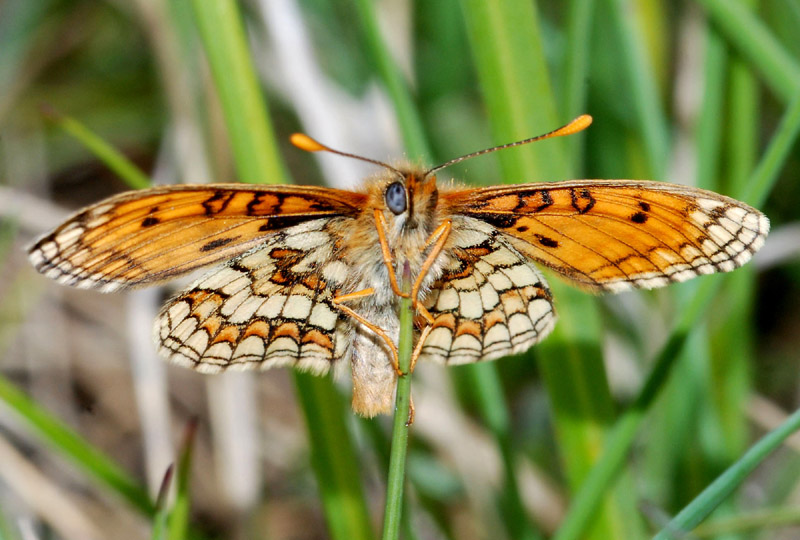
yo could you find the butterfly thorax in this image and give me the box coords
[341,166,445,305]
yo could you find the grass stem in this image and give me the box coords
[381,266,415,540]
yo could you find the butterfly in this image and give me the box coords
[27,116,769,417]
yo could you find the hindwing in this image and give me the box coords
[419,218,555,365]
[156,219,352,374]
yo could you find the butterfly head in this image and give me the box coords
[372,167,439,235]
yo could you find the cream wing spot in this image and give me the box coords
[183,331,209,357]
[458,290,483,319]
[232,335,266,362]
[322,261,348,284]
[484,324,511,347]
[486,270,513,291]
[220,288,251,317]
[282,295,313,320]
[257,295,287,318]
[309,303,339,330]
[479,282,500,310]
[228,295,265,324]
[501,264,539,288]
[54,225,83,247]
[707,224,735,245]
[436,288,459,311]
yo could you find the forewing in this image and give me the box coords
[443,180,769,292]
[156,218,351,374]
[419,218,555,365]
[28,184,366,292]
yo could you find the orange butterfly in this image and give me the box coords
[28,116,769,416]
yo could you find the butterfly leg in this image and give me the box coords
[409,219,452,330]
[373,209,409,299]
[402,221,452,375]
[332,288,403,377]
[408,324,433,375]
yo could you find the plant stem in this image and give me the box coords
[41,106,150,189]
[381,265,415,540]
[654,406,800,538]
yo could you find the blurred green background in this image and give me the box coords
[1,1,799,539]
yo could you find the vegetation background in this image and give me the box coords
[1,0,799,539]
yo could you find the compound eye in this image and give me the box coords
[385,182,407,215]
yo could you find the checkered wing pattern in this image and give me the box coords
[419,218,555,365]
[156,219,351,375]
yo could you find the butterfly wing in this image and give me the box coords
[156,218,352,374]
[442,180,769,292]
[28,184,366,292]
[419,218,555,365]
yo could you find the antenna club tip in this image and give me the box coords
[554,114,593,137]
[290,133,325,152]
[575,114,593,128]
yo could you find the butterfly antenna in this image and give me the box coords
[290,133,404,177]
[424,114,593,178]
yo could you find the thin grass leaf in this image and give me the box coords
[352,0,429,159]
[41,106,150,190]
[189,3,373,538]
[0,375,155,516]
[166,421,197,540]
[294,375,376,540]
[606,0,670,178]
[459,0,564,181]
[381,269,415,540]
[151,465,174,540]
[696,0,800,103]
[553,88,800,540]
[693,506,800,537]
[655,406,800,538]
[189,0,284,183]
[562,0,595,170]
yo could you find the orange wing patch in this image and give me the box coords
[443,180,769,292]
[28,184,366,292]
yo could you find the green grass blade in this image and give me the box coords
[460,363,541,540]
[189,3,373,538]
[553,87,800,540]
[41,106,150,190]
[381,272,414,540]
[606,0,670,177]
[459,0,564,181]
[696,0,800,103]
[654,407,800,539]
[294,374,376,540]
[693,506,800,537]
[0,374,155,516]
[562,0,596,170]
[189,0,284,183]
[707,1,760,461]
[352,0,429,159]
[151,465,174,540]
[167,421,197,540]
[744,90,800,207]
